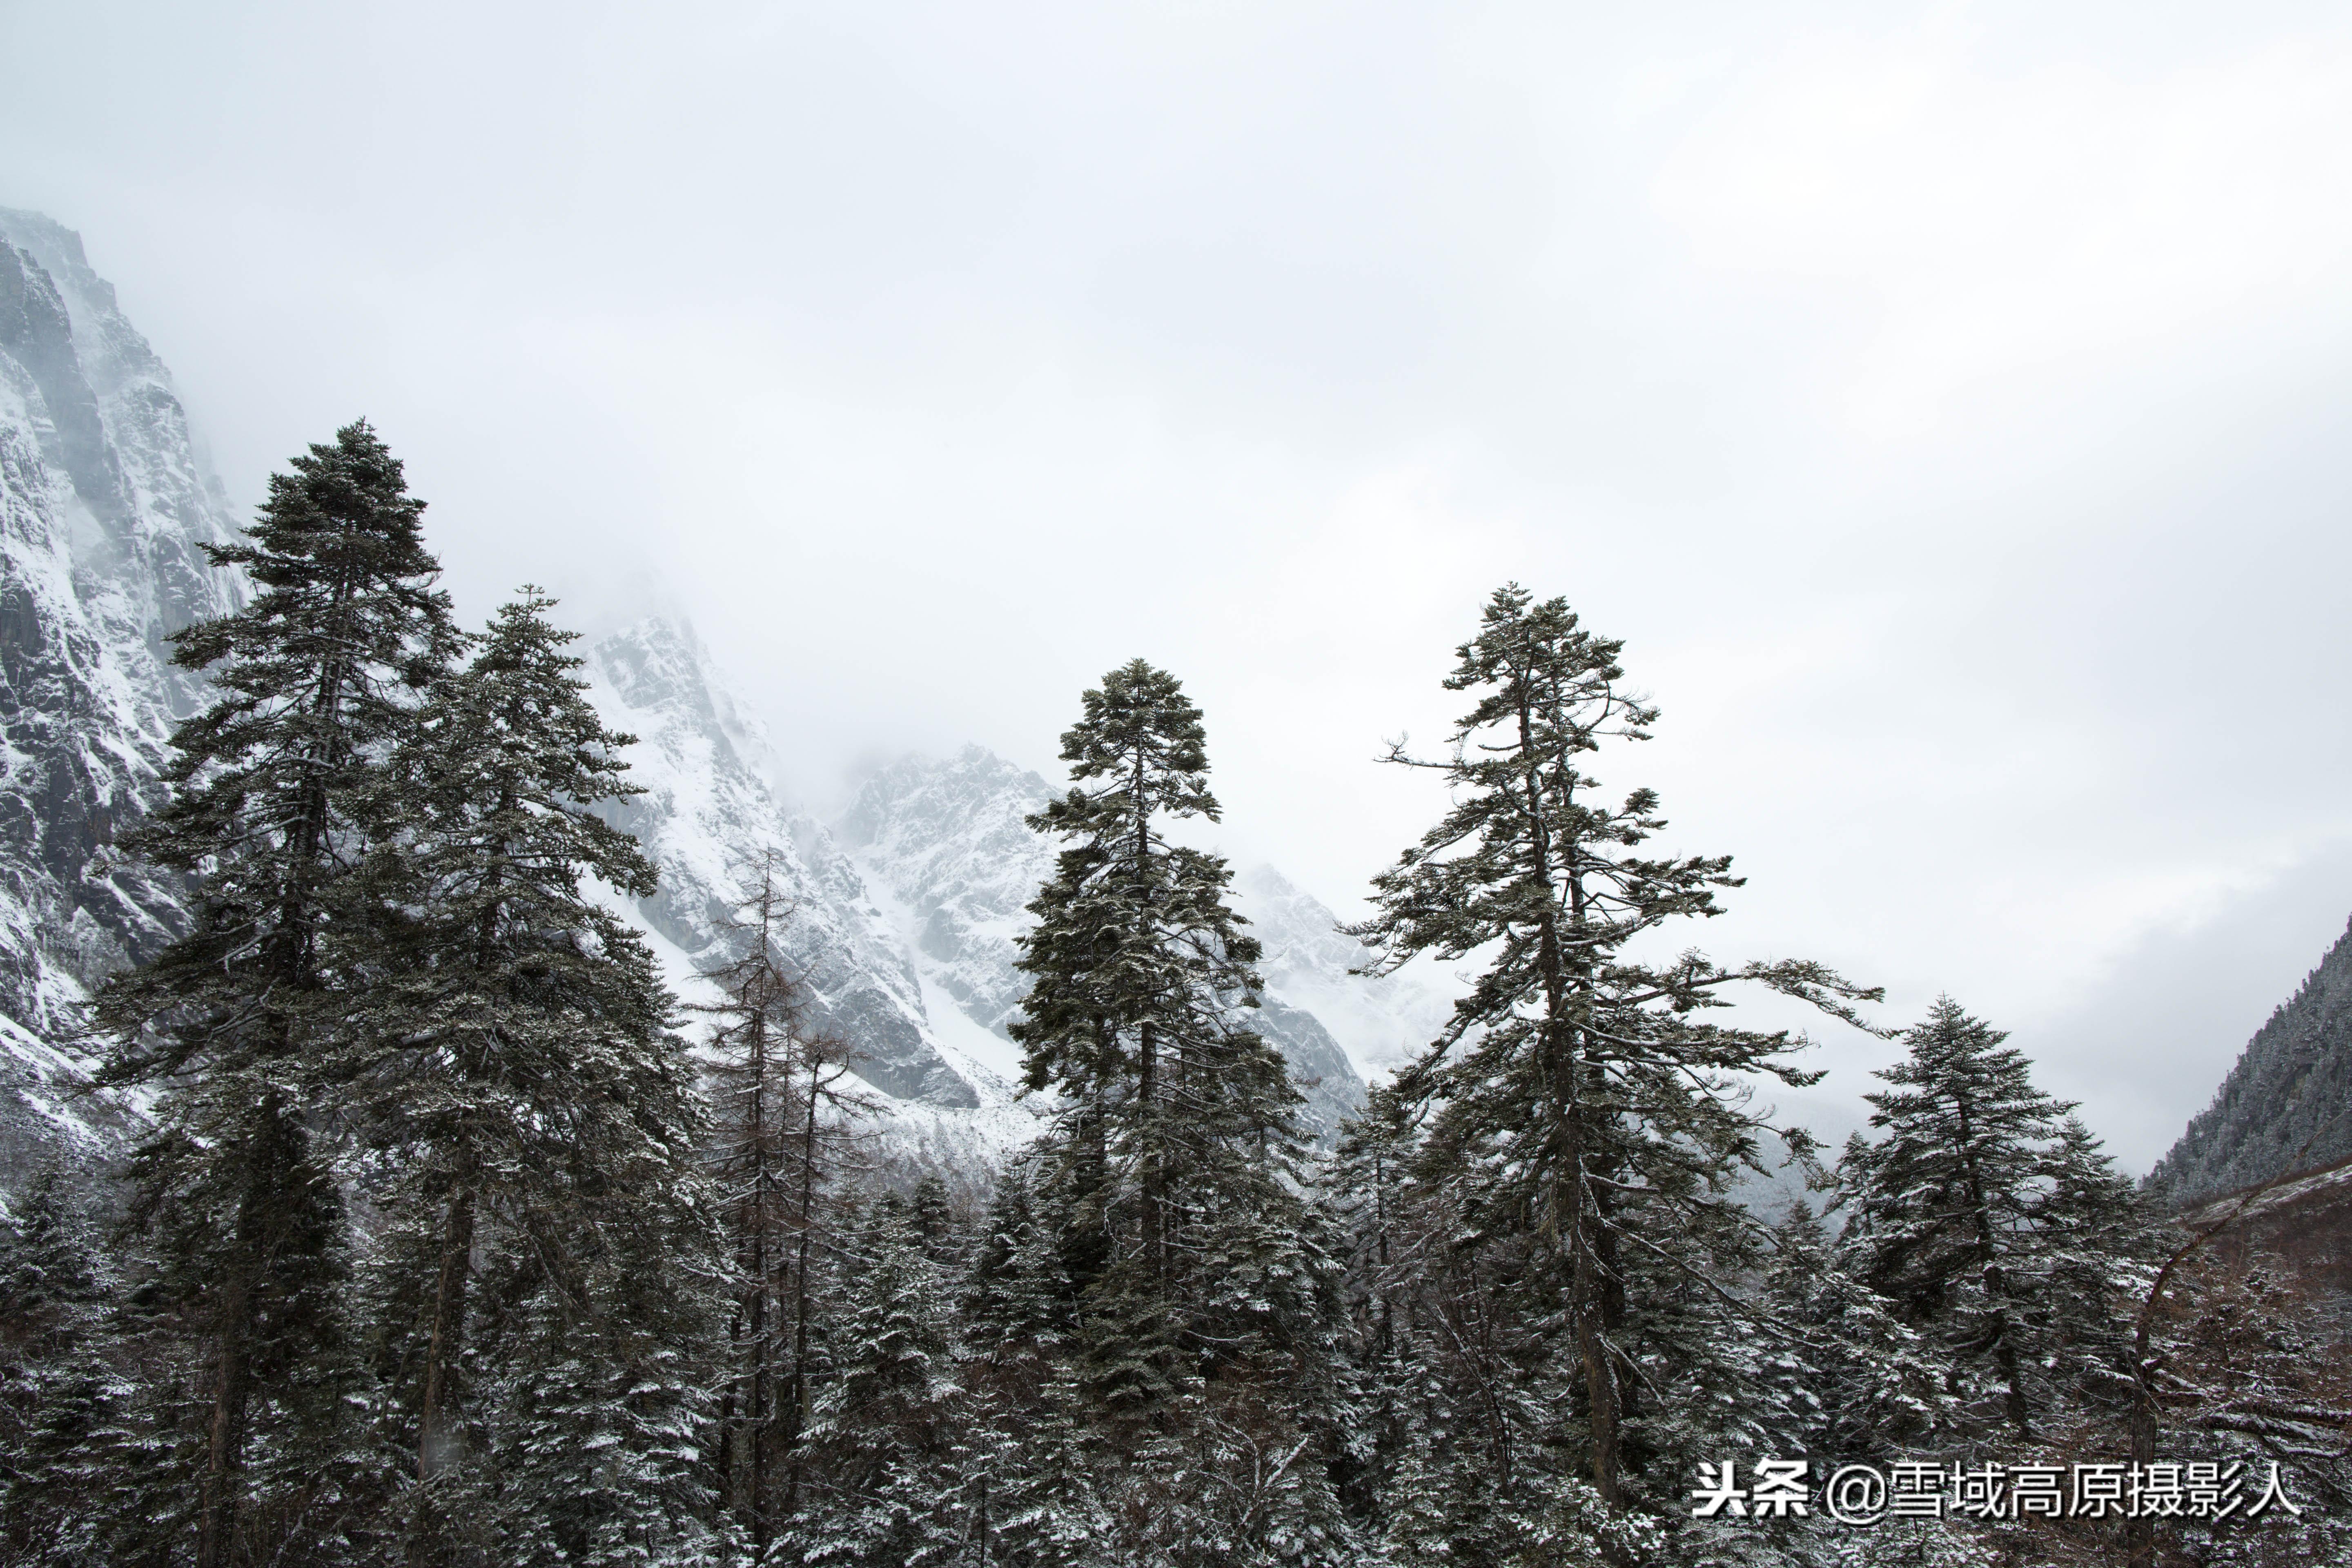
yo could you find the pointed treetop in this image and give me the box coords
[170,416,455,695]
[1052,658,1218,822]
[241,418,434,580]
[1438,583,1655,744]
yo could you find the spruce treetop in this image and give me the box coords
[1851,996,2070,1223]
[1029,656,1221,858]
[385,586,656,911]
[1834,996,2156,1441]
[169,418,455,748]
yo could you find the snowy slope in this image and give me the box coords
[581,617,982,1109]
[1230,864,1457,1079]
[0,212,245,1183]
[835,746,1055,1041]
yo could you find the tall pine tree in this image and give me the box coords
[93,419,456,1568]
[338,589,719,1561]
[1009,658,1353,1563]
[1346,585,1879,1524]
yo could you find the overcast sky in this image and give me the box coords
[7,0,2350,1169]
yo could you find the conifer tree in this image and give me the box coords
[1009,658,1353,1561]
[1324,1085,1417,1363]
[461,1223,720,1567]
[339,589,719,1560]
[1318,1082,1421,1535]
[795,1197,964,1568]
[1835,1000,2049,1438]
[907,1176,956,1263]
[1752,1200,1959,1475]
[961,1163,1066,1378]
[1833,999,2154,1443]
[92,419,457,1568]
[2032,1116,2159,1422]
[957,1160,1116,1568]
[1011,661,1311,1395]
[702,855,800,1558]
[0,1169,116,1564]
[1347,585,1880,1520]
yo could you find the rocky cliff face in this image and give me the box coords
[2150,913,2352,1207]
[1230,863,1455,1080]
[0,210,244,1180]
[836,745,1048,1043]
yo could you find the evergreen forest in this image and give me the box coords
[3,422,2346,1568]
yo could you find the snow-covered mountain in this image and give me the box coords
[834,746,1055,1044]
[0,210,244,1181]
[581,618,985,1109]
[580,639,1423,1140]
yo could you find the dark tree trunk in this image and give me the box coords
[416,1172,477,1482]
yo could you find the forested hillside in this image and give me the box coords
[2150,916,2352,1207]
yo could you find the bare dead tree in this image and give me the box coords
[696,849,876,1553]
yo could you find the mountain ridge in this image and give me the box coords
[2149,911,2352,1207]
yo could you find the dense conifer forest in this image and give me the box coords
[3,423,2348,1567]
